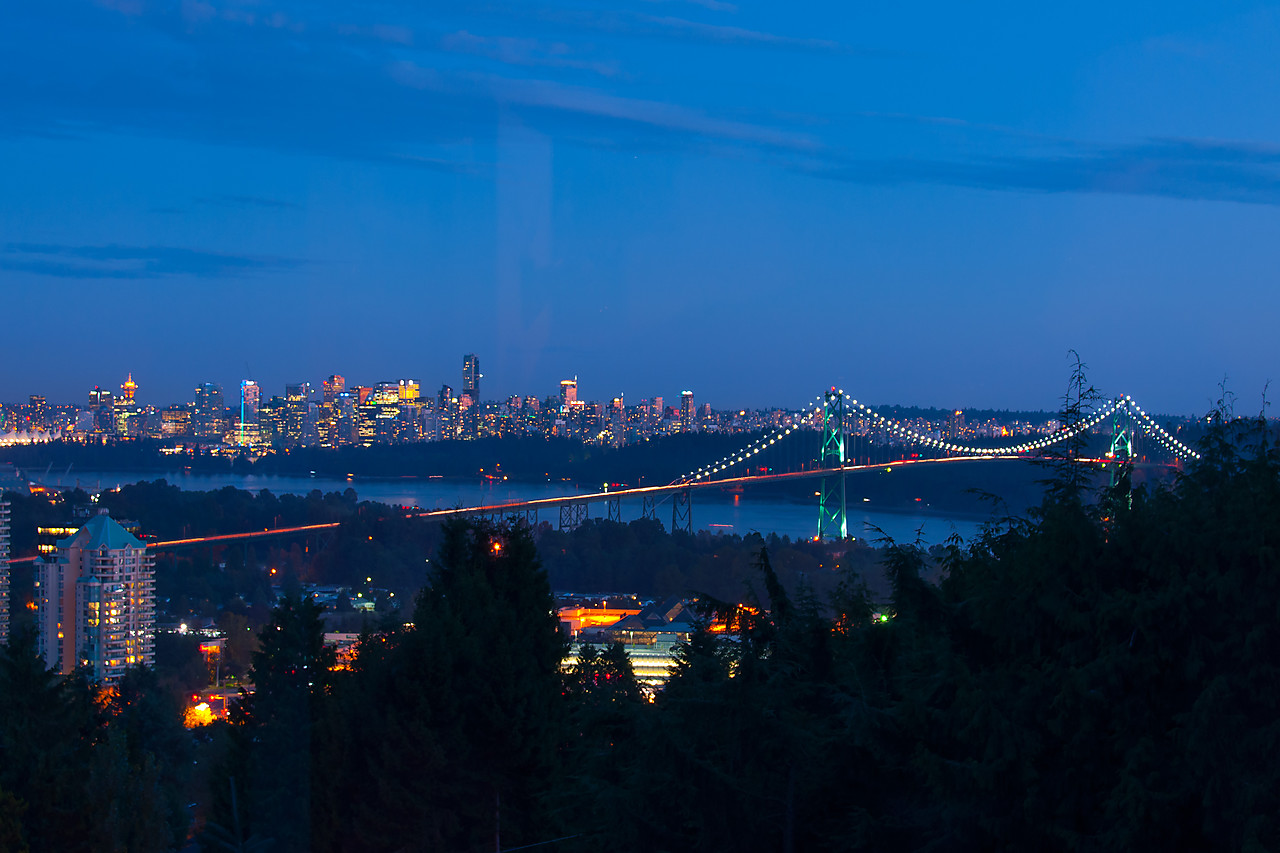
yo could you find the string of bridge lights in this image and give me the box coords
[1120,394,1202,461]
[679,396,826,484]
[677,390,1200,484]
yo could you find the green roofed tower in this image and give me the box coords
[35,510,155,682]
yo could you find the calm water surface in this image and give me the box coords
[44,470,984,546]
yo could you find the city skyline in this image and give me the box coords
[0,359,1244,419]
[6,2,1280,414]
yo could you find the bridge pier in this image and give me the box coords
[672,488,692,535]
[607,496,621,523]
[559,502,587,532]
[642,496,656,521]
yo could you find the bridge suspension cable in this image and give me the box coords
[676,395,827,485]
[841,390,1201,461]
[678,388,1201,486]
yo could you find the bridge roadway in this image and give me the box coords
[9,453,1130,562]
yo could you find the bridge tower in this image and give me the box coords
[1107,404,1135,491]
[817,389,848,541]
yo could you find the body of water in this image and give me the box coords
[39,470,985,546]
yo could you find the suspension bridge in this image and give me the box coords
[4,389,1201,563]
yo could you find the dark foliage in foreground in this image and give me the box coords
[4,410,1280,851]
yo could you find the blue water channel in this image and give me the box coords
[40,470,985,546]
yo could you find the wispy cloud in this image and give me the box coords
[806,138,1280,205]
[197,194,300,209]
[629,14,845,52]
[640,0,739,12]
[0,243,303,279]
[440,30,620,77]
[389,61,816,151]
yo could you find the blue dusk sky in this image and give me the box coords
[3,0,1279,414]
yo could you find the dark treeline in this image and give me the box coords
[3,411,1280,850]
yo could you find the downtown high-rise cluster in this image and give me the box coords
[1,354,742,453]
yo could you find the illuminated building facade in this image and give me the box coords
[319,375,344,446]
[680,390,694,433]
[0,500,9,646]
[435,384,458,440]
[161,405,191,437]
[240,380,260,422]
[323,375,345,403]
[193,383,225,439]
[332,391,358,446]
[285,383,309,445]
[113,373,144,437]
[463,353,481,401]
[89,386,115,435]
[27,395,47,430]
[560,378,578,409]
[35,511,155,683]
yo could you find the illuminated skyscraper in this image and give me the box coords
[398,379,420,402]
[333,391,358,446]
[463,354,481,402]
[89,386,115,434]
[285,383,309,444]
[238,381,260,446]
[436,384,457,440]
[240,381,260,422]
[680,391,695,433]
[35,510,155,683]
[0,500,9,646]
[193,383,224,439]
[27,395,47,430]
[560,378,578,409]
[318,376,344,447]
[323,375,345,403]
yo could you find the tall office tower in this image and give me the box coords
[238,381,260,446]
[240,380,260,422]
[463,353,481,402]
[259,396,288,445]
[436,385,457,440]
[609,395,626,446]
[193,382,225,439]
[333,391,358,446]
[318,376,344,447]
[323,375,345,404]
[89,387,116,434]
[34,510,155,683]
[27,395,48,430]
[646,396,664,432]
[284,383,309,445]
[0,500,9,646]
[559,378,578,409]
[680,390,695,433]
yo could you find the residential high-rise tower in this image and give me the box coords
[35,511,155,683]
